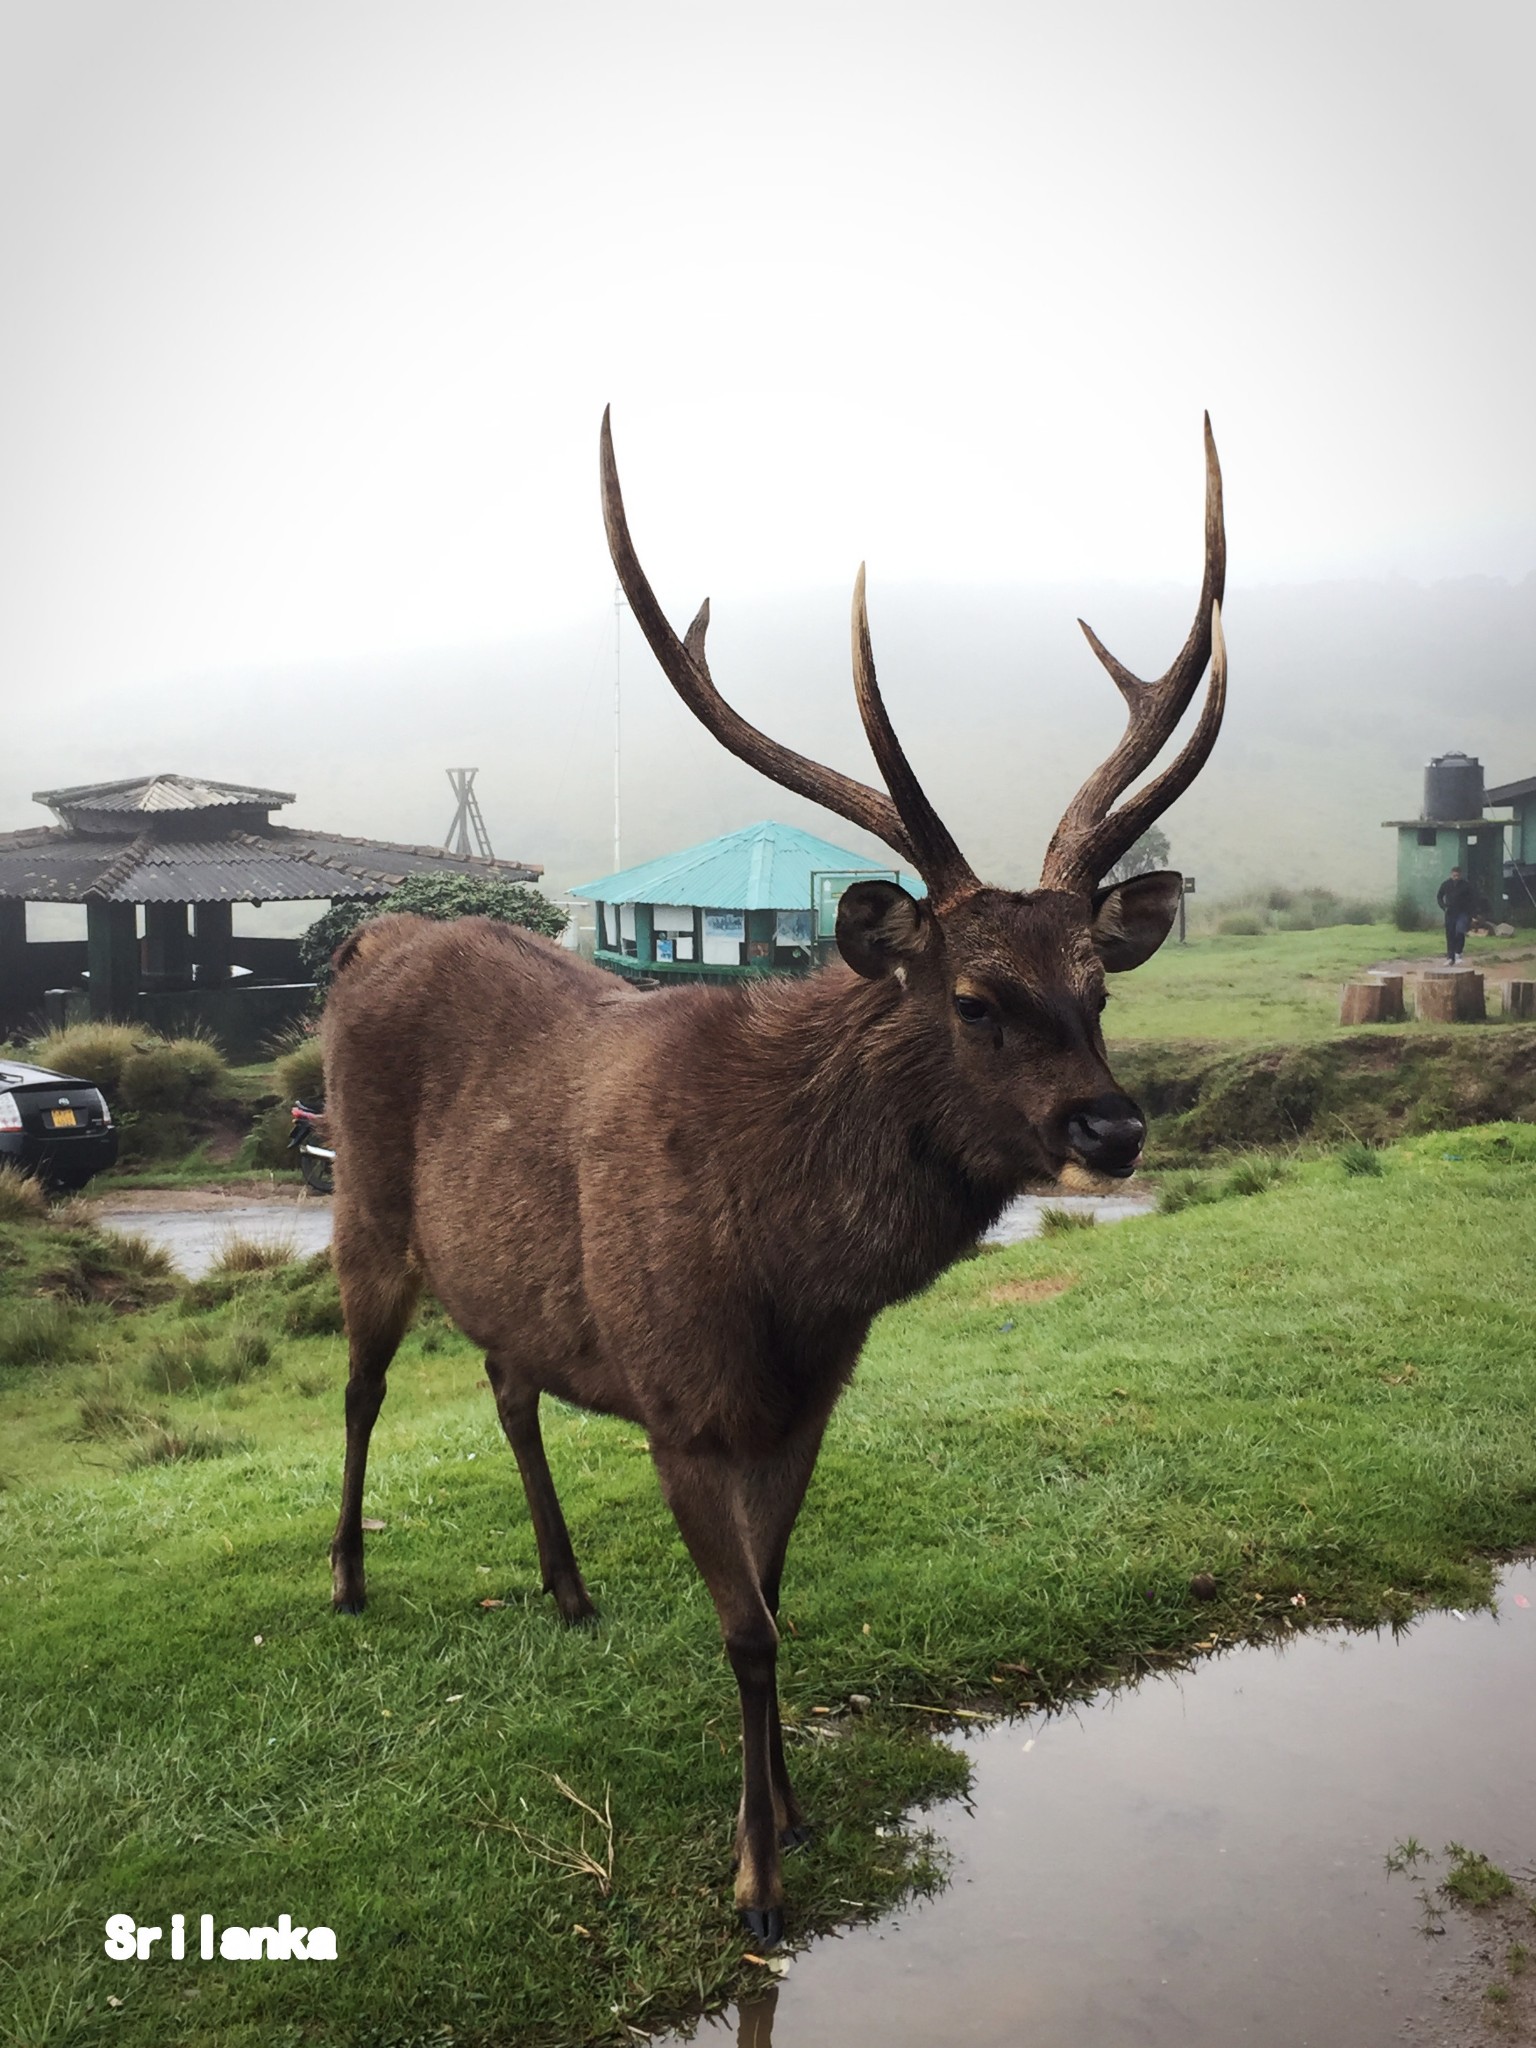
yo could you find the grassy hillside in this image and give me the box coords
[3,1128,1536,2046]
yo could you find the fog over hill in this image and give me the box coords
[4,571,1532,908]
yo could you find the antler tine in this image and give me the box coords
[1040,416,1227,893]
[851,565,979,907]
[600,408,916,868]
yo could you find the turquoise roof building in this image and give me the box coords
[571,820,923,982]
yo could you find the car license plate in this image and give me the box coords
[49,1107,78,1128]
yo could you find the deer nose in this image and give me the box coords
[1065,1094,1146,1178]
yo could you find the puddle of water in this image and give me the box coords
[663,1561,1536,2048]
[95,1202,334,1277]
[984,1190,1157,1246]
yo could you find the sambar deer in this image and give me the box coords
[323,409,1226,1944]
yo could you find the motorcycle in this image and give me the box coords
[288,1100,335,1194]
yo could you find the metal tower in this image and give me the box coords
[443,769,494,860]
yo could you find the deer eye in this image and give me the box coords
[953,994,992,1025]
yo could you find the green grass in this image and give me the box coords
[1104,921,1530,1044]
[1,1132,1535,2045]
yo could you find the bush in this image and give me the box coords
[1276,910,1315,932]
[1394,892,1425,933]
[1217,913,1265,937]
[273,1032,326,1105]
[28,1023,231,1119]
[1338,901,1379,926]
[27,1022,142,1094]
[300,874,569,999]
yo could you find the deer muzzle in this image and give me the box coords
[1063,1092,1146,1180]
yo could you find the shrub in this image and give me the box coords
[1217,913,1265,937]
[1276,911,1315,932]
[118,1037,229,1113]
[1264,887,1295,912]
[273,1032,326,1106]
[1338,900,1379,926]
[1394,892,1425,933]
[27,1022,142,1094]
[300,874,569,999]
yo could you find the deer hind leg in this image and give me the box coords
[329,1214,419,1614]
[487,1365,596,1624]
[651,1432,823,1947]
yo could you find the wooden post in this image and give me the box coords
[1503,980,1534,1019]
[143,901,194,983]
[85,898,139,1019]
[193,901,234,985]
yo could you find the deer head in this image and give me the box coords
[600,410,1226,1185]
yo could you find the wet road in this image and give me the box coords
[661,1561,1536,2048]
[92,1197,334,1276]
[94,1188,1153,1277]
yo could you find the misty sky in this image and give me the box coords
[1,0,1532,895]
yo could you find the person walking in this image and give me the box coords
[1436,866,1480,964]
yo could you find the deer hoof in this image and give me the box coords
[740,1906,783,1949]
[780,1824,813,1852]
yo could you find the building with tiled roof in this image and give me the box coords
[0,775,541,1050]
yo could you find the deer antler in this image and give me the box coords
[1039,416,1227,894]
[601,409,979,898]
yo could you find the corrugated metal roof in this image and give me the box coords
[33,773,295,814]
[0,824,541,903]
[570,820,922,909]
[1486,774,1536,805]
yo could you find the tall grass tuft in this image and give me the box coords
[123,1423,250,1468]
[1339,1140,1386,1178]
[0,1299,93,1369]
[1038,1206,1097,1237]
[211,1231,299,1275]
[1222,1155,1291,1198]
[0,1168,49,1222]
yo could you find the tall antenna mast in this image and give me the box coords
[613,583,625,872]
[443,769,494,860]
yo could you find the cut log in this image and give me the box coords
[1416,972,1485,1023]
[1504,979,1535,1019]
[1340,980,1395,1025]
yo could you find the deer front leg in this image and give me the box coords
[650,1443,788,1946]
[738,1421,828,1851]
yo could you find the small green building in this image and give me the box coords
[570,820,923,984]
[1486,773,1536,924]
[1384,752,1508,925]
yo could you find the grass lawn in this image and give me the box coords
[1104,921,1532,1044]
[2,1126,1535,2045]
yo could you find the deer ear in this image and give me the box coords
[1090,871,1183,972]
[836,880,934,980]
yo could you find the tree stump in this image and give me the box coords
[1504,980,1535,1019]
[1340,976,1404,1025]
[1416,971,1485,1023]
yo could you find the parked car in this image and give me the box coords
[0,1060,119,1189]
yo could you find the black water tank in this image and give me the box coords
[1423,752,1483,821]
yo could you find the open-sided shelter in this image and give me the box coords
[0,774,542,1055]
